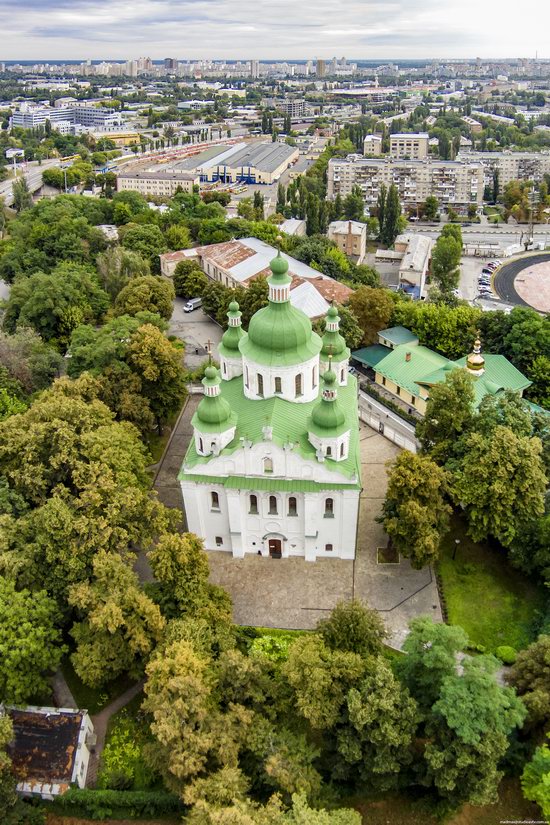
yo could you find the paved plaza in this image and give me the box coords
[150,397,442,648]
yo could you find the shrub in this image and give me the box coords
[495,645,517,665]
[55,788,183,820]
[97,709,157,791]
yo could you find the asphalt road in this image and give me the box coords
[493,252,550,308]
[0,158,61,206]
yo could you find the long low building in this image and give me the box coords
[161,237,353,319]
[456,149,550,192]
[170,141,299,185]
[116,169,199,197]
[328,154,484,214]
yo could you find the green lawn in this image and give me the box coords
[61,657,136,715]
[438,516,545,654]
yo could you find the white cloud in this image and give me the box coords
[0,0,548,59]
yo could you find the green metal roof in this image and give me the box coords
[352,344,391,369]
[241,301,322,367]
[378,326,419,346]
[180,373,361,483]
[179,473,360,492]
[452,354,531,407]
[373,344,451,398]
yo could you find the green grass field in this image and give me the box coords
[438,516,545,654]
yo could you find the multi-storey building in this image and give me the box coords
[116,170,199,197]
[363,134,383,156]
[389,132,429,159]
[328,156,484,213]
[456,149,550,191]
[262,98,307,119]
[10,103,123,131]
[327,220,367,264]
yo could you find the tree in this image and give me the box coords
[317,600,387,658]
[416,369,475,464]
[451,425,546,547]
[114,275,175,321]
[148,532,212,617]
[3,263,109,348]
[380,184,400,246]
[397,617,468,712]
[376,183,387,240]
[0,577,64,704]
[173,260,208,298]
[11,178,32,212]
[508,635,550,727]
[0,715,17,820]
[522,737,550,820]
[96,247,150,300]
[423,195,439,221]
[342,186,364,221]
[69,550,165,687]
[423,656,526,809]
[165,223,192,251]
[127,323,187,432]
[121,224,167,269]
[430,234,461,293]
[381,451,451,568]
[348,286,395,346]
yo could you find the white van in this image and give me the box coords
[183,297,202,313]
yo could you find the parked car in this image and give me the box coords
[183,297,202,313]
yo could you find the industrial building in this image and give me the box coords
[10,103,124,131]
[328,155,484,214]
[171,142,299,185]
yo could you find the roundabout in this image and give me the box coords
[493,252,550,313]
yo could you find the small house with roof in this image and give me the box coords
[179,251,361,561]
[353,326,531,416]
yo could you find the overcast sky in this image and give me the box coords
[0,0,548,61]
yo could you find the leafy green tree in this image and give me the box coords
[422,656,526,809]
[114,275,175,321]
[239,276,269,328]
[451,425,546,547]
[0,388,26,420]
[528,355,550,408]
[522,737,550,820]
[173,260,208,298]
[376,183,387,240]
[503,307,550,374]
[423,195,439,221]
[397,617,468,712]
[69,550,165,687]
[430,234,461,293]
[121,224,167,269]
[342,186,364,221]
[416,369,475,463]
[96,246,150,300]
[127,323,187,432]
[11,177,33,212]
[0,577,65,703]
[165,223,192,251]
[380,184,401,246]
[390,301,481,360]
[317,600,387,658]
[348,287,394,346]
[148,532,213,617]
[0,715,18,820]
[508,635,550,727]
[381,451,451,568]
[3,263,109,347]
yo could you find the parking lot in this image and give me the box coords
[169,297,223,370]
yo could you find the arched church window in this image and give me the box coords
[263,457,273,474]
[199,437,204,453]
[312,365,317,389]
[324,497,334,517]
[340,442,345,457]
[295,373,303,397]
[269,495,278,515]
[274,376,282,394]
[245,366,249,389]
[341,367,345,382]
[249,494,258,514]
[257,373,264,397]
[288,496,297,516]
[326,446,332,457]
[211,491,220,511]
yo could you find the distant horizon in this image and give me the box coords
[0,0,547,62]
[3,56,550,66]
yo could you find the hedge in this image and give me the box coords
[55,788,184,820]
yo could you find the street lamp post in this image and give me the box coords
[453,538,460,560]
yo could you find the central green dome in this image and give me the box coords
[239,250,322,367]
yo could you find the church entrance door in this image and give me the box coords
[268,538,282,558]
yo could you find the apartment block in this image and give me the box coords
[390,132,429,159]
[363,134,383,156]
[456,149,550,191]
[327,220,367,264]
[328,156,484,213]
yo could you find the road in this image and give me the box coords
[408,223,550,245]
[169,297,223,370]
[0,158,61,206]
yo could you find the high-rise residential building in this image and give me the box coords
[389,133,429,160]
[456,149,550,192]
[164,58,179,72]
[249,60,260,78]
[316,59,326,77]
[328,156,484,213]
[363,134,383,156]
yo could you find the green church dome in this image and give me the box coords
[239,251,321,367]
[220,300,245,355]
[321,305,350,359]
[195,366,235,430]
[309,368,347,435]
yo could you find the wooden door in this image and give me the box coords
[268,539,282,558]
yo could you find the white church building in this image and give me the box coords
[179,250,361,561]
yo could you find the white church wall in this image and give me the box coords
[241,353,320,404]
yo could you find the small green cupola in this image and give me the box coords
[192,365,237,456]
[219,300,246,380]
[308,364,350,462]
[320,304,351,385]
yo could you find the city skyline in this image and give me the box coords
[0,0,548,62]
